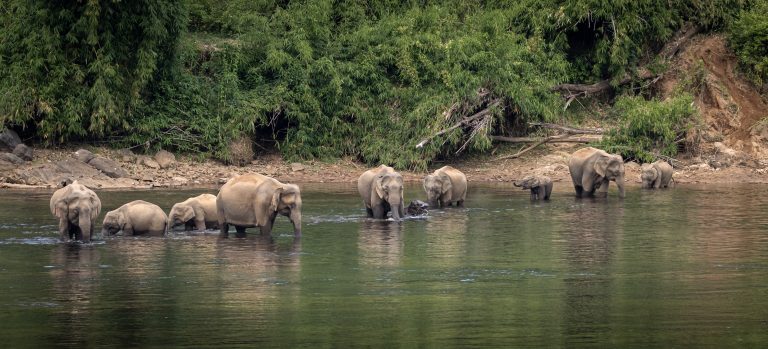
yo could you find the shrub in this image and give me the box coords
[729,1,768,87]
[598,94,697,162]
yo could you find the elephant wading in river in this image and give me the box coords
[50,181,102,242]
[641,160,674,189]
[217,174,302,238]
[423,166,467,208]
[568,147,626,198]
[167,193,219,232]
[102,200,168,236]
[514,175,553,200]
[358,165,404,220]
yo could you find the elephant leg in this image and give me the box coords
[544,184,553,200]
[372,205,385,219]
[235,226,247,238]
[456,199,465,207]
[595,179,609,198]
[574,185,584,198]
[58,218,70,242]
[194,218,207,231]
[654,179,661,189]
[366,208,374,217]
[530,189,536,200]
[220,223,230,238]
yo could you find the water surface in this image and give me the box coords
[1,184,767,348]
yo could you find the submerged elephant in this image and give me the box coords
[514,175,553,200]
[406,200,429,216]
[217,173,302,238]
[641,160,674,189]
[50,181,102,242]
[423,166,467,208]
[568,147,625,198]
[101,200,168,236]
[357,165,404,220]
[167,193,219,232]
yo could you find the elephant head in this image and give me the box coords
[101,210,126,236]
[166,203,194,232]
[50,182,101,242]
[594,153,625,197]
[513,175,540,190]
[423,173,451,207]
[640,164,658,188]
[271,183,302,235]
[375,173,404,220]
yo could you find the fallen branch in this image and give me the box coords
[490,135,601,143]
[415,99,501,149]
[492,135,569,161]
[528,122,604,135]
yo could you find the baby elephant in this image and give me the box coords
[167,193,219,232]
[406,200,429,216]
[641,160,674,189]
[513,175,553,200]
[102,200,168,237]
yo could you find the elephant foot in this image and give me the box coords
[235,226,247,238]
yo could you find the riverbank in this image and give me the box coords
[1,142,765,190]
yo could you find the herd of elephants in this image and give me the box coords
[48,147,675,243]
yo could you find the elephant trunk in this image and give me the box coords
[165,216,173,234]
[513,181,521,187]
[78,212,92,243]
[290,210,302,236]
[616,174,626,198]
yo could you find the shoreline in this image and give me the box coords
[2,143,766,190]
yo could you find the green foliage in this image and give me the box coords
[598,94,697,162]
[729,1,768,87]
[0,0,186,143]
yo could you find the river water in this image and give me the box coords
[0,183,767,348]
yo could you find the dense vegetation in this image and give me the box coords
[0,0,763,168]
[729,1,768,88]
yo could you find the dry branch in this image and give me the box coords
[415,99,501,149]
[527,122,604,135]
[490,135,601,143]
[492,135,569,161]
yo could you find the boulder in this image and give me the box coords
[14,158,105,186]
[0,129,22,152]
[0,152,24,165]
[139,156,161,169]
[0,158,16,172]
[171,176,189,185]
[74,149,96,163]
[88,157,128,178]
[291,162,306,172]
[117,148,136,162]
[12,144,33,161]
[155,150,176,169]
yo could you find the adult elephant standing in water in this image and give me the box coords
[568,147,626,198]
[50,181,102,243]
[358,165,404,220]
[423,166,467,208]
[217,174,302,238]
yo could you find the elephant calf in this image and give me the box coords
[50,181,102,242]
[514,175,553,200]
[423,166,467,208]
[102,200,168,237]
[167,193,219,232]
[641,160,674,189]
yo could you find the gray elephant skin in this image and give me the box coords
[514,175,553,200]
[358,165,404,220]
[50,181,102,242]
[568,147,626,198]
[102,200,168,236]
[217,173,302,238]
[423,165,467,208]
[641,160,674,189]
[167,193,219,232]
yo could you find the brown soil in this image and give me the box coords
[2,33,767,190]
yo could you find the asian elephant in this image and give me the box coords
[357,165,404,220]
[568,147,626,198]
[101,200,168,237]
[217,173,302,238]
[423,166,467,208]
[641,160,674,189]
[514,175,553,200]
[167,193,219,232]
[50,181,102,243]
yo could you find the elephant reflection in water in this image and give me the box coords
[48,244,102,346]
[424,211,468,267]
[213,235,302,306]
[560,199,624,341]
[358,220,404,267]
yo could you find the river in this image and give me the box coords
[0,183,767,348]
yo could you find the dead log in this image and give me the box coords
[527,122,604,135]
[492,135,569,161]
[490,135,601,143]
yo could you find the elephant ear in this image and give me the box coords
[270,186,285,213]
[90,193,101,221]
[374,175,387,199]
[594,155,610,177]
[179,205,195,222]
[531,177,541,188]
[440,173,452,194]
